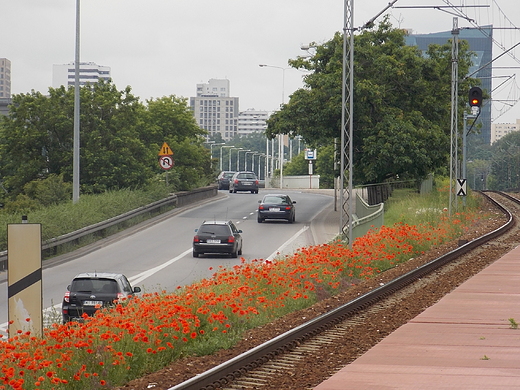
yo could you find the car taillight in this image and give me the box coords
[258,205,265,210]
[193,235,200,242]
[255,180,258,184]
[228,236,235,243]
[64,291,70,303]
[285,206,291,210]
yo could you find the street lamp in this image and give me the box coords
[230,147,242,171]
[237,149,250,171]
[220,145,233,171]
[259,64,287,189]
[73,0,81,203]
[245,151,255,171]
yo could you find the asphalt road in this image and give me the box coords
[0,188,338,334]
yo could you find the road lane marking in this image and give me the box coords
[266,226,309,261]
[128,248,192,286]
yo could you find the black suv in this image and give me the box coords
[229,171,259,193]
[193,220,243,258]
[217,171,236,190]
[62,272,141,323]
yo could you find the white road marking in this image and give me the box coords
[266,226,309,261]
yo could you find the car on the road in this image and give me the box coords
[217,171,236,190]
[62,272,141,323]
[257,194,296,223]
[229,171,259,193]
[193,220,243,258]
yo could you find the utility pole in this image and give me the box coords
[449,17,459,215]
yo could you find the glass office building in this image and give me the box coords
[405,26,493,143]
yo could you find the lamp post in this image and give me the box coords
[237,149,250,171]
[73,0,81,203]
[259,64,287,189]
[220,145,233,171]
[230,147,242,171]
[245,151,255,171]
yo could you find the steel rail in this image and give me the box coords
[169,191,514,390]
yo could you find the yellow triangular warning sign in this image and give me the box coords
[158,142,173,156]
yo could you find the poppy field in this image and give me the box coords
[0,198,489,389]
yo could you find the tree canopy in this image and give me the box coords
[267,19,477,185]
[0,80,212,202]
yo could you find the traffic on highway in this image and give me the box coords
[0,189,334,334]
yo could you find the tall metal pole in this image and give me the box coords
[73,0,81,203]
[449,17,459,215]
[340,0,354,246]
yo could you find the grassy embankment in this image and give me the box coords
[0,182,495,390]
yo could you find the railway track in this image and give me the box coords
[162,191,520,390]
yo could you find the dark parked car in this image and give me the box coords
[217,171,236,190]
[257,194,296,223]
[193,220,243,258]
[229,171,259,193]
[62,272,141,323]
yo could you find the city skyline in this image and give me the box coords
[2,1,520,122]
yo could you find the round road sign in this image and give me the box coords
[159,155,174,170]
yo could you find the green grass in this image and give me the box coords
[0,183,172,253]
[384,181,482,227]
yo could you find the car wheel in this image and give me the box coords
[255,190,259,194]
[229,188,232,193]
[251,190,255,194]
[231,249,238,258]
[233,189,237,193]
[238,246,242,256]
[193,251,200,258]
[257,216,263,223]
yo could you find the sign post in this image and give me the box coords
[8,220,42,337]
[304,149,317,189]
[158,142,174,186]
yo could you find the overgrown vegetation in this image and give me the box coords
[0,182,173,252]
[0,186,496,389]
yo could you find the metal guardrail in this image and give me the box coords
[0,186,218,272]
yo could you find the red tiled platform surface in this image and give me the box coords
[314,246,520,390]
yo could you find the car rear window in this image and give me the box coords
[71,278,119,294]
[199,225,230,235]
[264,196,288,204]
[238,173,256,180]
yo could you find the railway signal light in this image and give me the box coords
[469,87,483,107]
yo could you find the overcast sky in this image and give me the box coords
[3,0,520,123]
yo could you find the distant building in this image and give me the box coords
[52,62,111,88]
[0,98,11,117]
[190,79,239,141]
[491,119,520,143]
[237,109,268,136]
[406,26,493,144]
[0,58,12,98]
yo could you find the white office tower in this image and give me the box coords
[52,62,111,88]
[0,58,11,98]
[190,79,239,141]
[237,109,269,136]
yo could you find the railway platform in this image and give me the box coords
[314,244,520,389]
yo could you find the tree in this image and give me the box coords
[141,96,213,190]
[488,131,520,191]
[267,19,477,185]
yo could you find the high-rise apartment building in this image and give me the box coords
[491,119,520,143]
[52,62,111,88]
[237,109,268,136]
[0,58,12,98]
[190,79,239,141]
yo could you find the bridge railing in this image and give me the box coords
[0,186,218,271]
